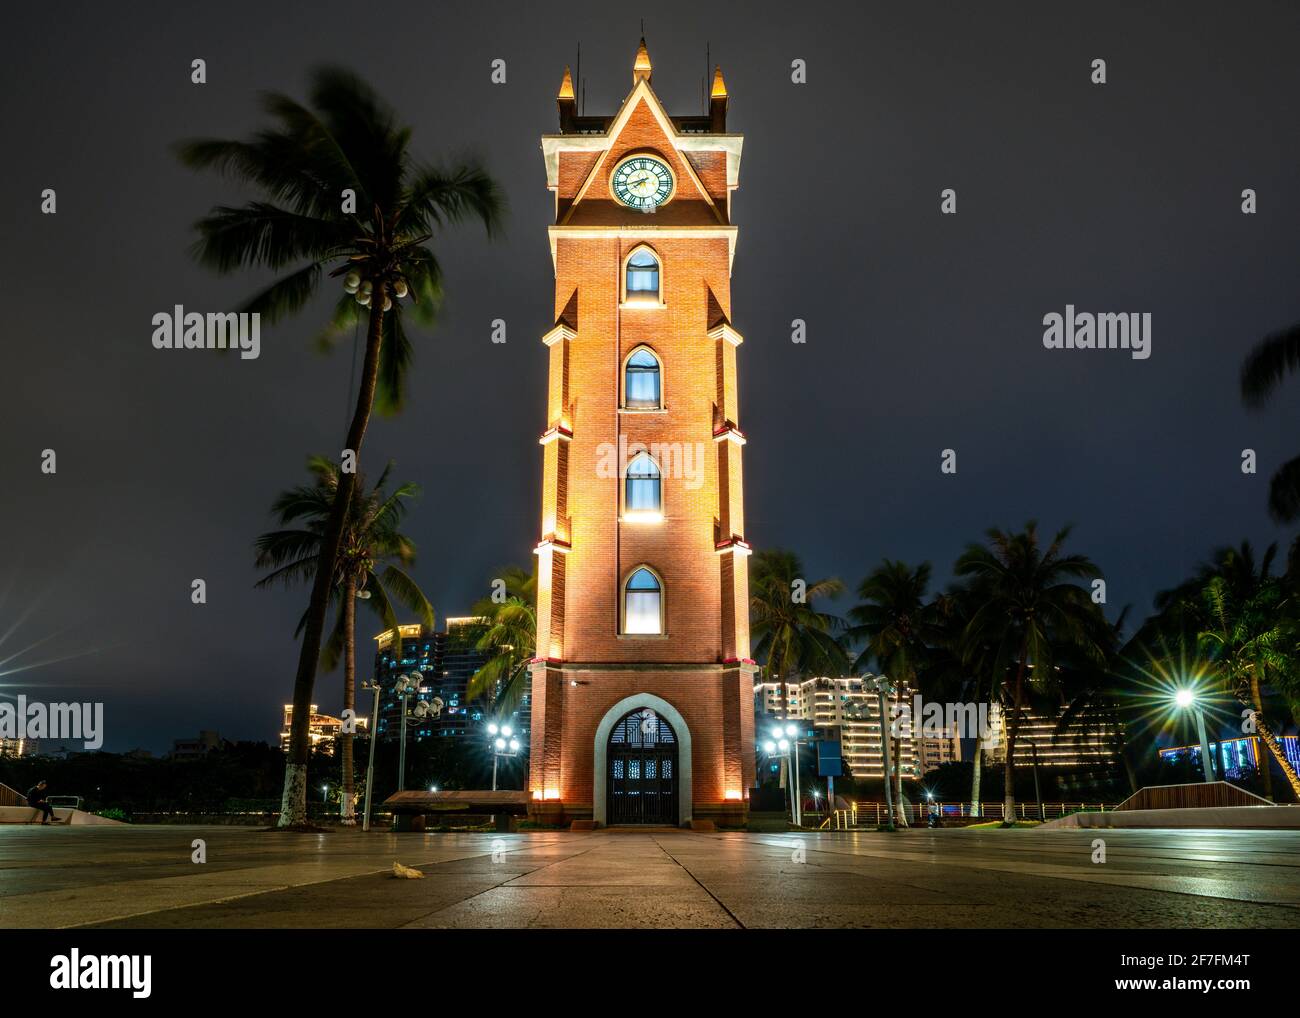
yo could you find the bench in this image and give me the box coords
[382,790,531,832]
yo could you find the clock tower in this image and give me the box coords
[528,39,755,827]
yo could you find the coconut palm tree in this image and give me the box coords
[955,522,1110,823]
[926,582,997,816]
[465,566,537,716]
[848,560,935,825]
[1241,324,1300,574]
[254,456,434,823]
[1155,543,1300,799]
[177,67,503,825]
[749,549,848,683]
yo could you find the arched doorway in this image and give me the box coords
[605,707,678,826]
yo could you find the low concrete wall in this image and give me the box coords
[0,806,125,826]
[1043,805,1300,830]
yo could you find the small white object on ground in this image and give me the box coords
[392,861,424,879]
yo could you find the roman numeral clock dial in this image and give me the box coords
[611,154,674,210]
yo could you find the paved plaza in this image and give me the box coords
[2,826,1298,929]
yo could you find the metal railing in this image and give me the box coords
[825,802,1112,829]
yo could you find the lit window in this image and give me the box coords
[625,249,659,300]
[625,452,661,514]
[625,348,661,408]
[623,567,662,634]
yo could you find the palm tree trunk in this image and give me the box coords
[340,574,358,825]
[1242,696,1300,800]
[1003,647,1029,823]
[279,285,387,828]
[892,733,908,826]
[1249,675,1274,800]
[970,735,983,817]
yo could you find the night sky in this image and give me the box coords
[4,1,1300,752]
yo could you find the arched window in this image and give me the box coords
[625,451,661,514]
[623,567,663,635]
[625,248,660,301]
[624,348,661,409]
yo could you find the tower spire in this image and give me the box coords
[709,65,728,132]
[633,36,652,84]
[557,65,576,132]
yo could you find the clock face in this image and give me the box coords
[612,155,674,209]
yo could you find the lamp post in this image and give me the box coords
[486,721,522,791]
[763,726,802,826]
[786,723,802,827]
[360,678,382,832]
[391,672,443,796]
[1175,688,1215,783]
[393,673,417,792]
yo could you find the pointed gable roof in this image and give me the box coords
[557,77,726,226]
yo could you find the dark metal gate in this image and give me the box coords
[607,708,678,825]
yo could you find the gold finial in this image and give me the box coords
[711,65,727,99]
[558,65,575,100]
[633,37,652,83]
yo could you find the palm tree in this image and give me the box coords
[1155,543,1300,798]
[465,566,537,716]
[926,582,997,816]
[749,549,848,683]
[848,560,935,825]
[955,522,1110,823]
[1241,324,1300,574]
[1057,608,1140,797]
[255,457,434,823]
[749,549,847,817]
[177,67,503,825]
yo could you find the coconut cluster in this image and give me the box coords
[343,270,408,312]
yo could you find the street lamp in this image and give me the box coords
[487,721,523,791]
[390,672,443,796]
[1175,687,1215,783]
[764,728,802,826]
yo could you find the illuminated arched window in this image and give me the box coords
[623,567,663,635]
[624,348,661,409]
[625,248,660,301]
[625,452,661,514]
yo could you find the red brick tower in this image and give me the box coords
[528,40,755,827]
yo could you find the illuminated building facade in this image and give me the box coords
[1159,734,1300,778]
[528,40,754,826]
[756,676,925,781]
[372,619,501,741]
[982,705,1122,768]
[279,706,365,756]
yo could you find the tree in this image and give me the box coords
[926,582,997,816]
[1241,323,1300,575]
[749,549,848,683]
[955,522,1110,823]
[1153,543,1300,799]
[177,67,503,825]
[749,549,847,816]
[849,560,935,826]
[465,566,537,717]
[255,457,434,823]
